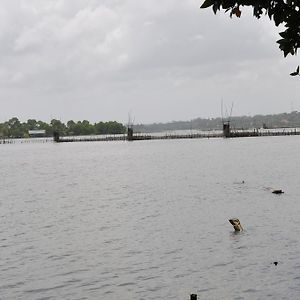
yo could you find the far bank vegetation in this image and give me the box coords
[134,111,300,133]
[1,111,300,138]
[0,118,126,138]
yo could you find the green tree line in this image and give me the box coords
[0,117,126,138]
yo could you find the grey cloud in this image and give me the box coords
[0,0,299,123]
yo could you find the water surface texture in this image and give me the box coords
[1,137,300,300]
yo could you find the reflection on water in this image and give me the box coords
[1,136,300,299]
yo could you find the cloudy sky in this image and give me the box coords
[0,0,300,124]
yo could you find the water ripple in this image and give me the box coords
[1,138,300,299]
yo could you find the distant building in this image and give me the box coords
[28,130,46,137]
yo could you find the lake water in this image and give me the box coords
[1,136,300,300]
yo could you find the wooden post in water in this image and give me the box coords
[190,294,197,300]
[127,127,133,141]
[223,121,230,138]
[53,131,60,143]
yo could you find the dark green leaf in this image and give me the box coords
[200,0,215,9]
[213,3,220,14]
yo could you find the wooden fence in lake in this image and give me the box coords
[1,128,300,144]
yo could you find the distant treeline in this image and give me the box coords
[0,117,126,138]
[134,111,300,133]
[2,111,300,138]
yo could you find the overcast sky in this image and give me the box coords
[0,0,300,124]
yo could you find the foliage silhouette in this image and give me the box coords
[200,0,300,58]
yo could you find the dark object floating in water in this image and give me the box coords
[272,189,284,194]
[290,65,299,76]
[273,261,278,266]
[190,294,197,300]
[229,218,243,232]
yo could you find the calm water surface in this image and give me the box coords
[1,137,300,300]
